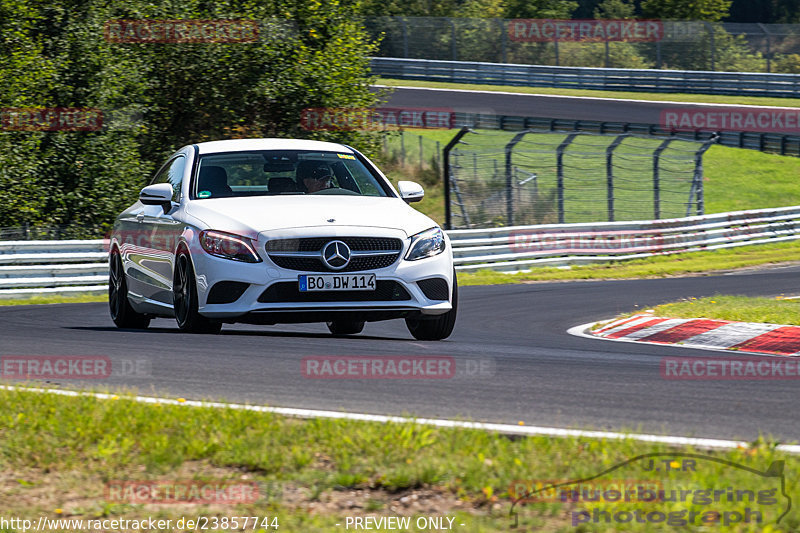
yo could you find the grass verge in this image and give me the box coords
[0,293,107,306]
[376,78,800,108]
[0,387,796,531]
[651,294,800,326]
[457,240,800,286]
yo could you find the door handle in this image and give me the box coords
[136,213,144,223]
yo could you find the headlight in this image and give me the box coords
[200,230,261,263]
[405,227,446,261]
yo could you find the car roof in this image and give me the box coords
[194,138,353,155]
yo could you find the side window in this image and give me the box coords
[150,156,187,202]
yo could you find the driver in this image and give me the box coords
[302,164,334,193]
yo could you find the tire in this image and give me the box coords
[109,249,150,329]
[327,320,365,335]
[405,272,458,341]
[173,251,222,334]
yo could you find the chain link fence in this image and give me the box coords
[365,17,800,73]
[445,129,714,229]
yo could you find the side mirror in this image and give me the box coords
[398,181,424,203]
[139,183,174,212]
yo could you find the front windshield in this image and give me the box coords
[193,150,391,199]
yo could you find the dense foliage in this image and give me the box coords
[0,0,379,235]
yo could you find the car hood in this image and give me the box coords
[186,195,437,238]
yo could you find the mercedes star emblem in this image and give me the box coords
[321,240,351,270]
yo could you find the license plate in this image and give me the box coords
[299,273,376,292]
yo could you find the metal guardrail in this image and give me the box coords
[1,206,798,295]
[449,205,800,272]
[0,240,108,296]
[371,57,800,98]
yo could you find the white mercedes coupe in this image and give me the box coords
[108,139,457,340]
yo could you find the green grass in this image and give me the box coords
[457,239,800,286]
[651,294,800,325]
[377,78,800,108]
[0,293,107,306]
[0,387,796,531]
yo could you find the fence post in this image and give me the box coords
[688,134,718,216]
[400,131,405,164]
[443,127,472,230]
[419,135,424,173]
[556,133,580,224]
[604,41,610,68]
[498,18,508,63]
[759,23,772,73]
[401,17,409,58]
[554,36,560,66]
[703,21,716,71]
[652,138,673,219]
[656,40,662,69]
[504,130,531,227]
[605,134,628,222]
[451,19,458,61]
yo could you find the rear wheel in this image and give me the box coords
[174,252,222,334]
[406,273,458,341]
[109,249,150,329]
[327,320,365,335]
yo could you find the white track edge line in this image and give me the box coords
[568,321,798,359]
[373,85,800,110]
[1,385,798,454]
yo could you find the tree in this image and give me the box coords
[503,0,578,19]
[594,0,637,19]
[641,0,732,21]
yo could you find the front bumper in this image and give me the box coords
[189,226,454,322]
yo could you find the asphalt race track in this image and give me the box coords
[378,85,789,124]
[2,266,798,444]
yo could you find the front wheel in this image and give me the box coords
[173,252,222,334]
[405,273,458,341]
[327,320,365,335]
[109,249,150,329]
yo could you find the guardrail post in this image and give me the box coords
[605,134,628,222]
[653,138,674,219]
[556,133,580,224]
[505,130,531,227]
[443,126,472,230]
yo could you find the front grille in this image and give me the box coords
[258,280,411,303]
[417,278,450,301]
[269,255,399,272]
[267,236,403,272]
[266,237,402,252]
